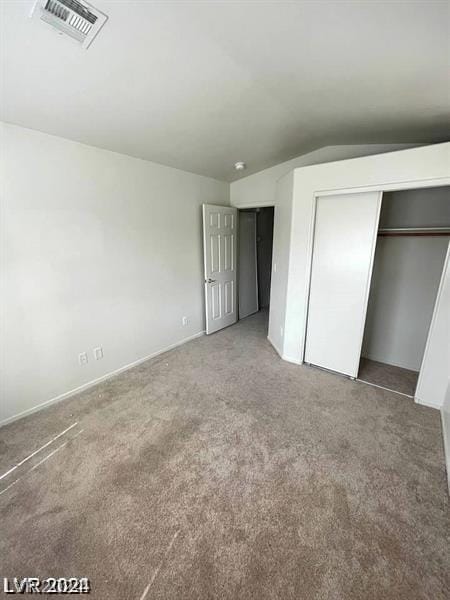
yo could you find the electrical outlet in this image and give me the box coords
[182,316,189,326]
[79,352,88,366]
[280,326,284,337]
[94,347,103,360]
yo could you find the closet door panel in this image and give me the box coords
[415,243,450,408]
[305,191,382,377]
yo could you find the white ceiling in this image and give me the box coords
[1,0,449,181]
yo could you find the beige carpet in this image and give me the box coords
[0,312,448,599]
[358,357,419,396]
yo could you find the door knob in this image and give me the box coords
[206,278,217,283]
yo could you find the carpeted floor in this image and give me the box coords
[358,357,419,396]
[0,312,448,599]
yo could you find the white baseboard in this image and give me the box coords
[414,396,441,410]
[267,335,303,365]
[0,331,205,428]
[282,354,302,365]
[361,352,419,373]
[267,335,283,358]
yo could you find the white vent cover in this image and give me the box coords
[30,0,107,49]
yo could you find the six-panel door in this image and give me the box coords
[202,204,238,334]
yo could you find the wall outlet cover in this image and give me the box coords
[79,352,88,365]
[94,347,103,360]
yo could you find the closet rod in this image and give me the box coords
[378,227,450,237]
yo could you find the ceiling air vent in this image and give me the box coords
[30,0,108,49]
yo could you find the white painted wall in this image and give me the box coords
[267,171,294,359]
[379,186,450,228]
[1,123,228,425]
[362,236,449,371]
[230,144,418,208]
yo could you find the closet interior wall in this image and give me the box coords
[360,186,450,395]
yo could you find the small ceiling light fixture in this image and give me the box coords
[234,161,246,171]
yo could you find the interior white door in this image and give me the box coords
[238,211,259,319]
[202,204,238,334]
[305,191,382,377]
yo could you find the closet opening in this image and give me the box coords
[358,185,450,397]
[238,207,274,333]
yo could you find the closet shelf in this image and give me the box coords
[378,227,450,237]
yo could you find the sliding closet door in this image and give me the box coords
[415,243,450,408]
[305,191,382,377]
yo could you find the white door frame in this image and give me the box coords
[302,178,450,404]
